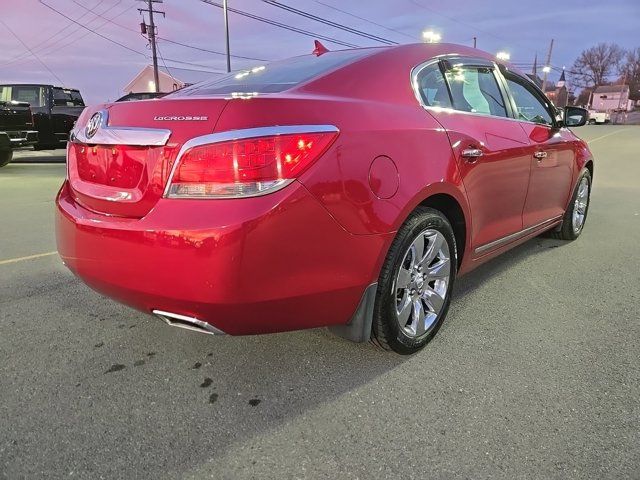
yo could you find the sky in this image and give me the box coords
[1,0,638,105]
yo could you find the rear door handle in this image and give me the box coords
[534,151,548,160]
[461,148,483,162]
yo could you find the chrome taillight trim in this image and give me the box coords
[70,109,171,146]
[163,124,339,199]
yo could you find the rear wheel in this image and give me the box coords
[371,207,456,354]
[0,150,13,168]
[550,169,591,240]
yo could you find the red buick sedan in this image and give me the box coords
[56,43,593,354]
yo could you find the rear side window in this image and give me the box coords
[415,63,452,108]
[173,49,373,96]
[445,67,507,117]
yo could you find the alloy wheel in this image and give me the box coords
[572,177,590,233]
[394,229,451,337]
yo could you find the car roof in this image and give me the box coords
[291,43,523,104]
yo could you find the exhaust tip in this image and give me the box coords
[152,310,225,336]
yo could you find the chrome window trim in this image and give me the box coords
[474,215,563,254]
[70,109,171,146]
[410,56,558,128]
[163,124,339,199]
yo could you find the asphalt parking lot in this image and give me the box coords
[1,125,638,479]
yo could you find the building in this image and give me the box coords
[122,65,218,94]
[526,64,568,108]
[590,85,632,112]
[544,70,568,108]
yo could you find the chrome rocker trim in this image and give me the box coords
[474,216,563,254]
[71,109,171,146]
[162,124,340,198]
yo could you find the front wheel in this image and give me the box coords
[371,207,457,354]
[550,169,592,240]
[0,150,12,167]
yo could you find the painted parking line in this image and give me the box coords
[0,251,57,266]
[587,128,630,144]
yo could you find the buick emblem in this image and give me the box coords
[85,112,103,139]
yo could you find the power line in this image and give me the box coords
[310,0,416,41]
[200,0,361,49]
[30,3,135,63]
[38,0,148,57]
[262,0,397,45]
[0,0,122,67]
[66,0,270,62]
[0,18,65,85]
[159,56,227,73]
[156,42,176,84]
[159,37,269,62]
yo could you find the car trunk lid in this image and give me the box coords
[67,98,227,218]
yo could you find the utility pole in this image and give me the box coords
[473,37,477,48]
[541,39,554,94]
[138,0,165,93]
[223,0,231,72]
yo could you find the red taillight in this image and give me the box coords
[166,131,338,198]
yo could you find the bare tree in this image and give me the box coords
[570,43,625,89]
[620,47,640,100]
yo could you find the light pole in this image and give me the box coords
[223,0,231,73]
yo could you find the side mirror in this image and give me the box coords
[563,106,588,127]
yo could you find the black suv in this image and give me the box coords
[0,100,38,167]
[0,84,85,149]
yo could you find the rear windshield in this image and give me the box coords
[173,49,373,96]
[0,85,46,107]
[53,87,85,107]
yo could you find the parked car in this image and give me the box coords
[116,92,166,102]
[588,110,610,124]
[0,84,85,149]
[56,43,593,354]
[0,100,38,167]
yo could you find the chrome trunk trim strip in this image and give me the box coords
[71,109,171,146]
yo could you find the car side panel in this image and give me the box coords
[429,112,532,253]
[215,96,468,236]
[519,124,575,227]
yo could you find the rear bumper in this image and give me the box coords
[55,181,390,335]
[0,130,38,149]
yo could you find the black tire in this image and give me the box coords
[588,119,596,125]
[0,150,12,168]
[371,207,457,355]
[549,169,592,240]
